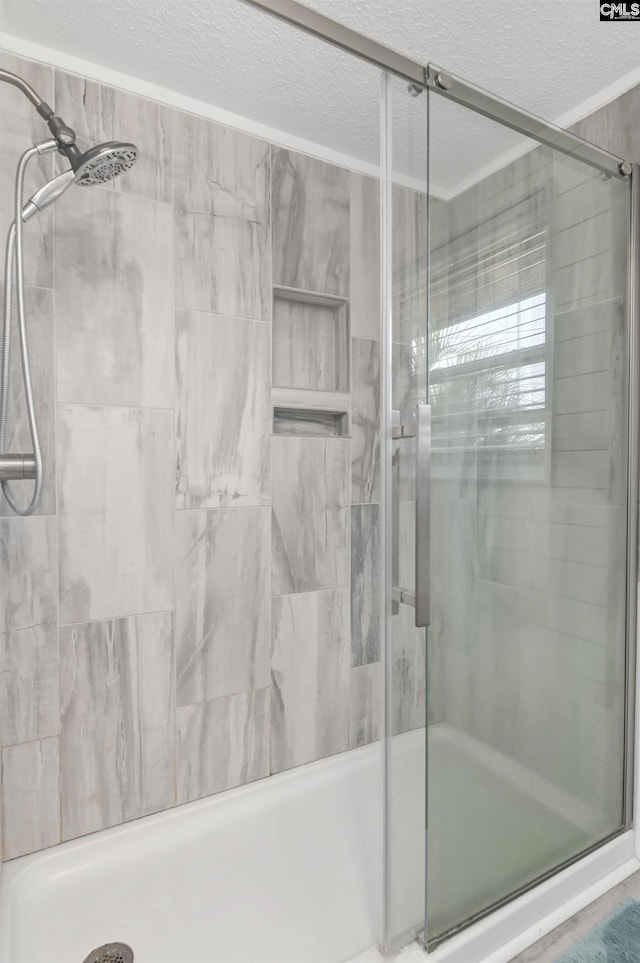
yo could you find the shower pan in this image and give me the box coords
[246,1,639,959]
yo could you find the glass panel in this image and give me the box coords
[382,71,429,953]
[425,89,631,943]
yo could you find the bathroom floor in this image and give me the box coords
[510,870,640,961]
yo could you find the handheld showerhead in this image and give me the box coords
[0,69,139,188]
[16,140,140,227]
[18,139,139,224]
[0,70,141,517]
[71,141,139,186]
[21,169,76,222]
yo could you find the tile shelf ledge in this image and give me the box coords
[272,284,350,307]
[272,387,351,439]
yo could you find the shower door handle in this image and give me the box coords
[415,403,431,628]
[391,410,400,615]
[391,413,418,614]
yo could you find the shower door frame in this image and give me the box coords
[242,0,640,957]
[243,0,628,178]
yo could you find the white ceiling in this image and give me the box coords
[1,0,640,193]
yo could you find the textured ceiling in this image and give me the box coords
[1,0,640,193]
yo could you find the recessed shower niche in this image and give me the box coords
[271,285,350,437]
[272,286,350,393]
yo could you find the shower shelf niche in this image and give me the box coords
[272,285,350,393]
[272,387,350,438]
[271,285,350,438]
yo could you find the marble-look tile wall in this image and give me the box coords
[0,52,422,859]
[3,46,632,863]
[267,145,427,774]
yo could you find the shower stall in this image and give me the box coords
[0,1,637,961]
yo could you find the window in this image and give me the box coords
[414,206,547,479]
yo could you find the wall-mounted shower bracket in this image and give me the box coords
[0,454,36,481]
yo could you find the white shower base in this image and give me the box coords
[0,732,385,963]
[0,725,634,963]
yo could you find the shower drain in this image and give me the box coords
[81,943,134,963]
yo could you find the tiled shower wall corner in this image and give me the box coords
[0,51,430,859]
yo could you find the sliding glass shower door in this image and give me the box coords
[385,71,633,950]
[236,7,634,954]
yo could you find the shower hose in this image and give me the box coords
[0,140,57,516]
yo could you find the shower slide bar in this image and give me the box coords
[242,0,632,180]
[0,454,35,480]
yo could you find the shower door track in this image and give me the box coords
[425,828,628,952]
[241,0,632,179]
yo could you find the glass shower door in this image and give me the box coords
[384,69,632,952]
[423,86,631,944]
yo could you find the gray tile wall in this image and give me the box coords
[269,145,395,773]
[0,52,396,859]
[59,612,175,840]
[5,45,628,861]
[272,149,350,297]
